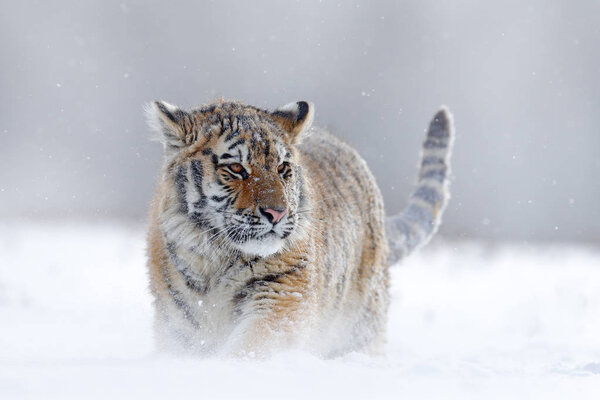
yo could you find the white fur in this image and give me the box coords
[144,101,183,150]
[143,102,164,142]
[235,236,285,258]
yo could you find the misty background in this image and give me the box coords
[1,0,599,243]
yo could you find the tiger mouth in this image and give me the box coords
[223,227,286,244]
[252,230,284,241]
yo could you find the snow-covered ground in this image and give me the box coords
[1,222,599,399]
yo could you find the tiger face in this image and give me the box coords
[147,100,314,257]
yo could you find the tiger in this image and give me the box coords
[145,99,454,357]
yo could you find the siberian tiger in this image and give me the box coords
[145,99,454,357]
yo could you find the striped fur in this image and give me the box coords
[386,107,454,264]
[145,99,453,357]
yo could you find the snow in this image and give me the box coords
[1,222,600,399]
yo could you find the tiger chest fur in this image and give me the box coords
[149,234,318,354]
[145,99,454,357]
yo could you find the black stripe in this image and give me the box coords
[211,195,228,203]
[189,212,211,229]
[156,102,185,125]
[225,130,241,141]
[423,139,448,149]
[230,192,240,205]
[420,169,447,182]
[221,117,231,133]
[202,104,216,114]
[232,265,305,310]
[216,196,233,213]
[174,165,188,214]
[421,156,445,167]
[166,242,208,295]
[413,186,441,206]
[190,160,207,208]
[166,285,200,329]
[227,138,245,150]
[190,160,203,187]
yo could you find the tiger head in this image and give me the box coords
[146,100,314,258]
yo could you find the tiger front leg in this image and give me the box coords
[223,277,314,358]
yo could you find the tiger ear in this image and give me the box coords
[271,101,314,143]
[145,100,192,152]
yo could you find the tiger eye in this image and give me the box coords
[229,163,243,173]
[277,163,285,173]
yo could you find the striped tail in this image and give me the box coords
[386,107,455,265]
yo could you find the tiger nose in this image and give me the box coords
[259,207,287,224]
